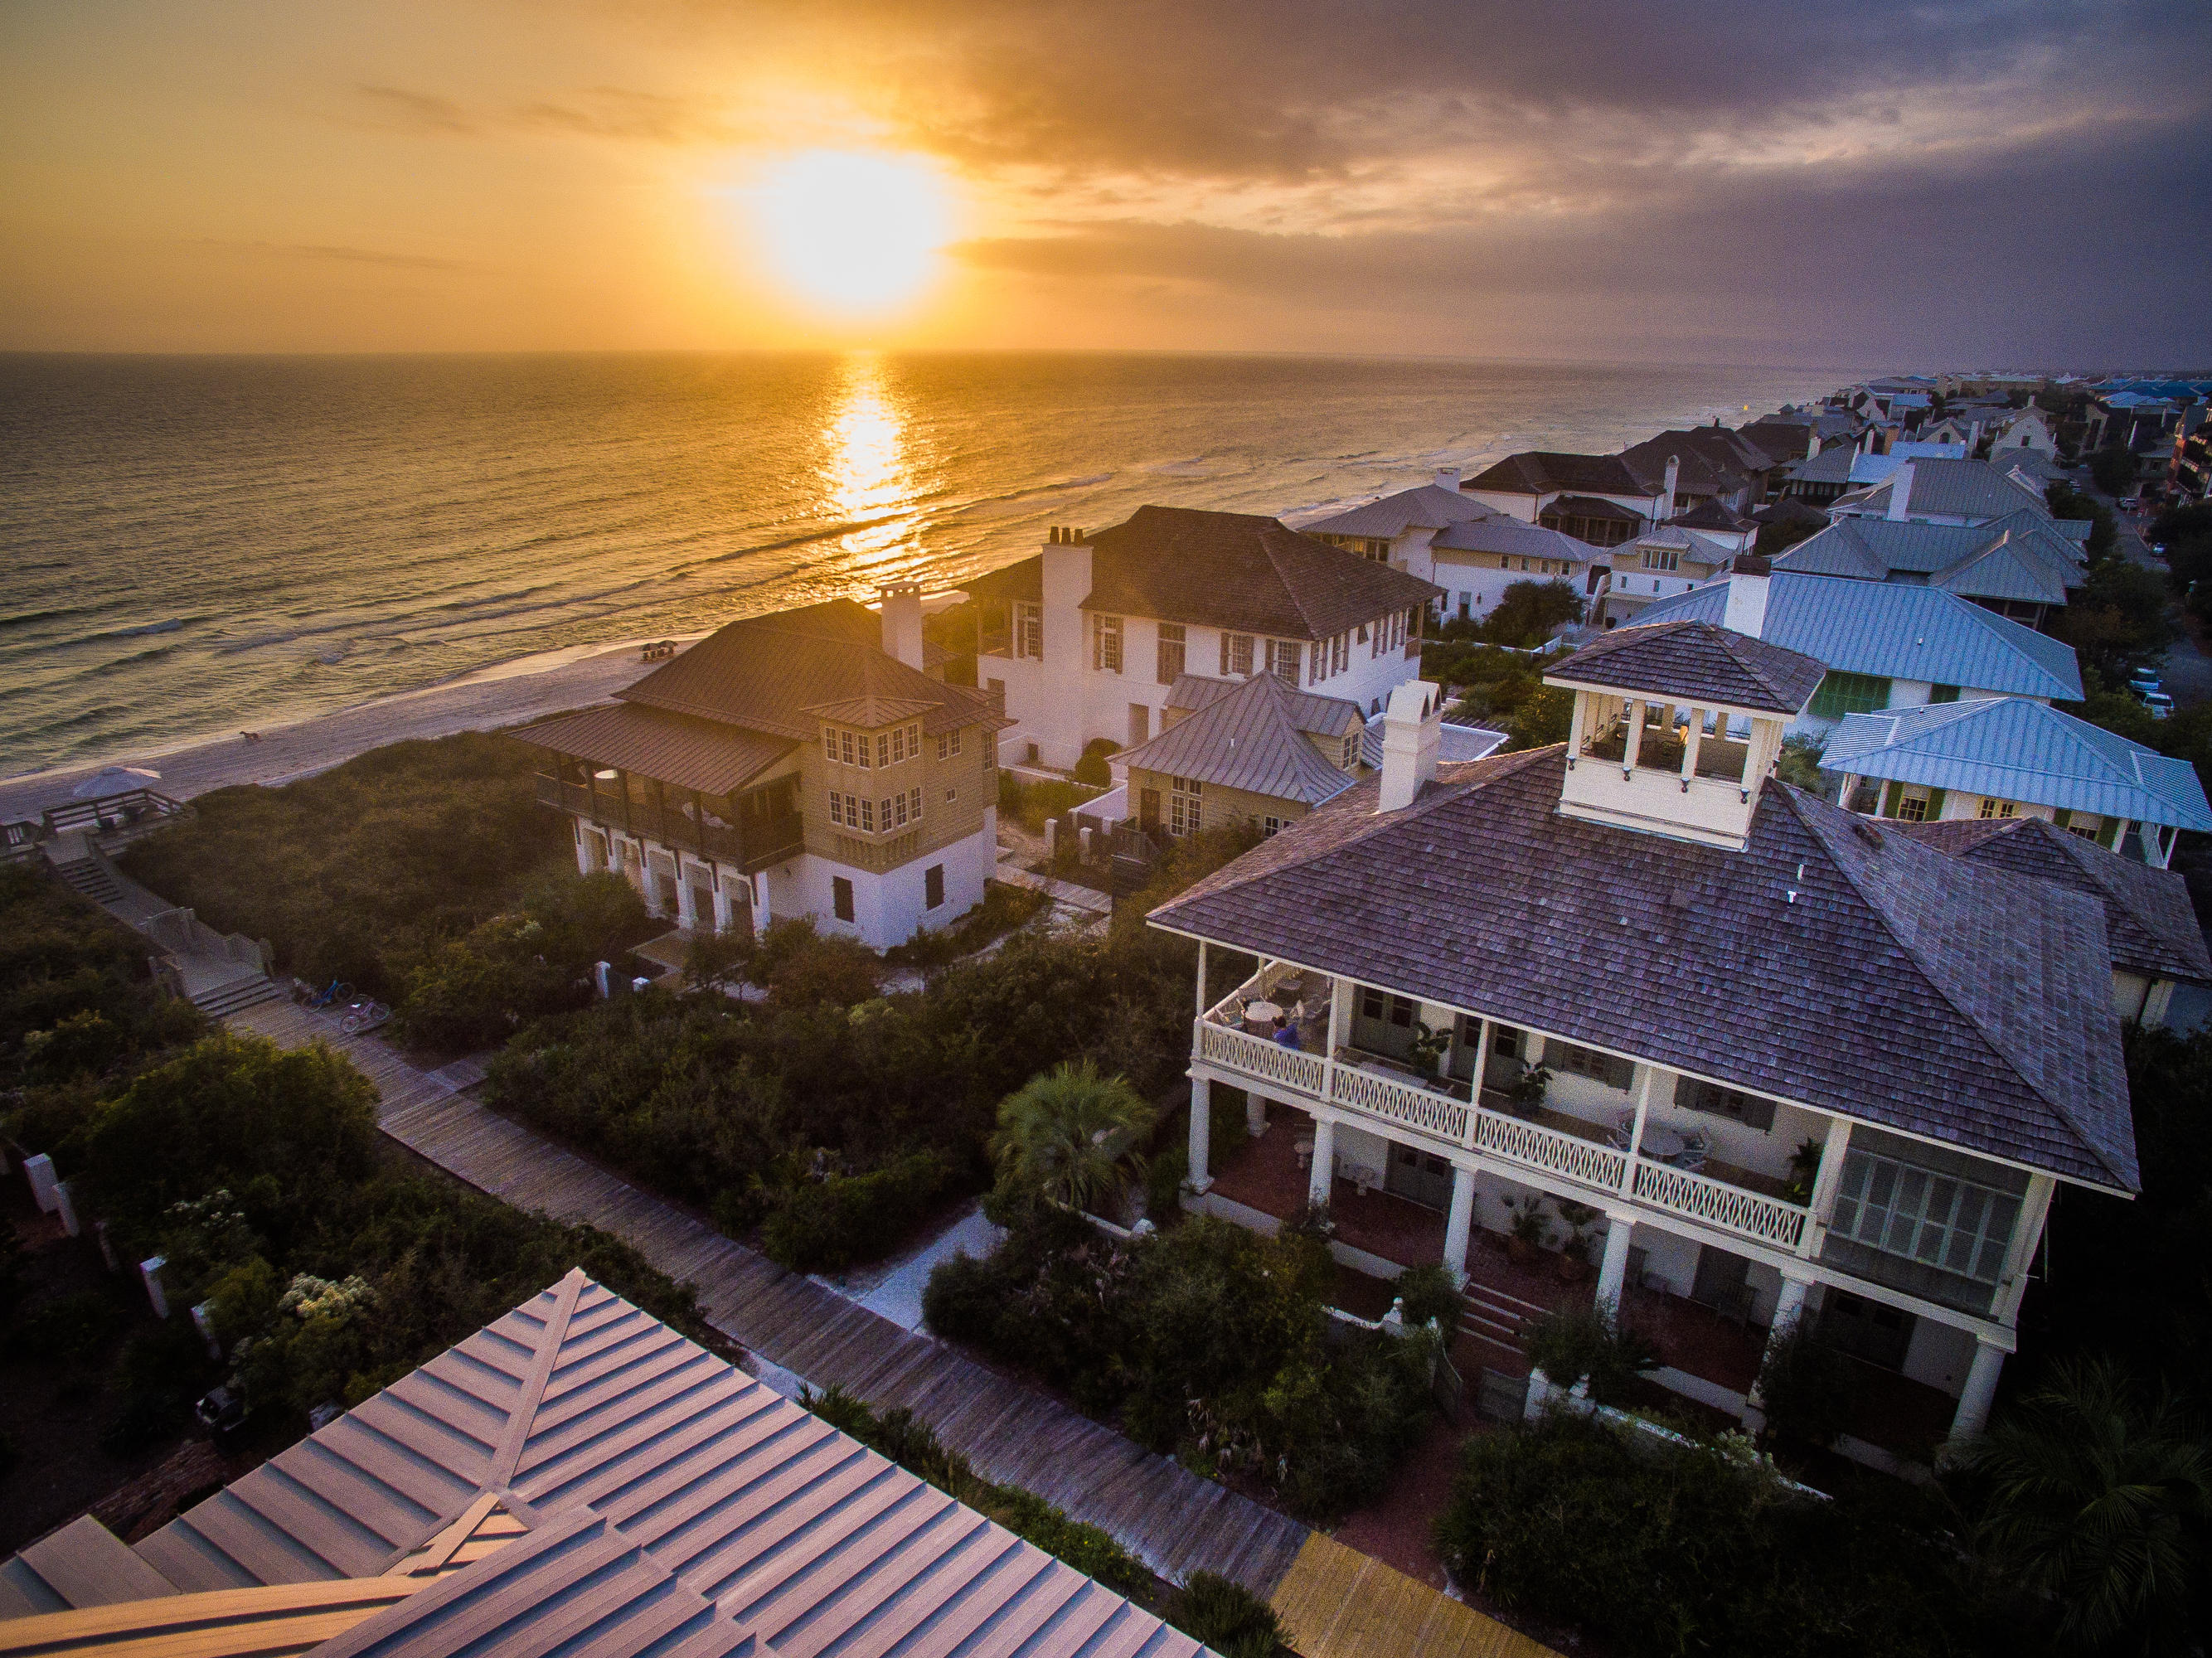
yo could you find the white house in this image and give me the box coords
[1304,478,1598,627]
[1828,458,2053,528]
[964,505,1439,769]
[522,592,1009,950]
[1152,621,2139,1462]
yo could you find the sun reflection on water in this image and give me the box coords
[825,357,910,571]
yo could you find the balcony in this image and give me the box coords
[536,775,803,875]
[1196,962,1812,1253]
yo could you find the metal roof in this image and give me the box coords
[1429,517,1596,562]
[1775,515,2083,608]
[1821,697,2212,831]
[1839,458,2050,522]
[1359,715,1507,769]
[1548,619,1828,715]
[1302,482,1495,539]
[46,1273,1205,1658]
[1124,672,1361,806]
[520,703,794,795]
[1164,673,1364,737]
[1637,574,2085,701]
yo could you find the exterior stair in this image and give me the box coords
[51,856,124,906]
[191,974,284,1018]
[1458,1277,1552,1373]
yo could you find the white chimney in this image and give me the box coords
[1885,463,1915,522]
[879,580,924,671]
[1661,455,1680,521]
[1722,555,1771,638]
[1434,466,1463,492]
[1375,680,1442,813]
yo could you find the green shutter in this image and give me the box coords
[1880,779,1901,817]
[2098,817,2122,849]
[1924,787,1947,820]
[2054,808,2072,829]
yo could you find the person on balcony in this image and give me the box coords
[1272,1014,1302,1051]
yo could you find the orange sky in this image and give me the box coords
[3,0,2205,363]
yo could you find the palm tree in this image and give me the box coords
[992,1060,1155,1215]
[1965,1356,2210,1653]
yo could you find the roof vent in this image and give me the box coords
[1853,819,1885,848]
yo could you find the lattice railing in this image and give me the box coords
[1474,1109,1630,1191]
[1203,958,1307,1025]
[1633,1159,1809,1248]
[1195,1020,1327,1097]
[1330,1064,1470,1142]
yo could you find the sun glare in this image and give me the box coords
[745,150,953,316]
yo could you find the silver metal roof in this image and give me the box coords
[1430,517,1598,562]
[1821,697,2212,831]
[1775,513,2083,608]
[1638,574,2085,701]
[1128,672,1361,806]
[110,1273,1206,1658]
[1837,458,2051,522]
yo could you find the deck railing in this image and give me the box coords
[1475,1109,1630,1191]
[1196,1020,1327,1097]
[536,774,796,871]
[1329,1062,1470,1142]
[1632,1158,1809,1249]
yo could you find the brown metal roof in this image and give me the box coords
[800,694,941,727]
[1547,619,1828,716]
[518,703,794,796]
[1125,673,1360,807]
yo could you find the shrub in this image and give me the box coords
[1524,1302,1657,1405]
[749,918,883,1010]
[1391,1263,1463,1332]
[15,1292,128,1366]
[761,1149,953,1273]
[1755,1316,1854,1450]
[1173,1571,1286,1658]
[1073,739,1120,788]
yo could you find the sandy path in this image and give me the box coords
[0,637,686,825]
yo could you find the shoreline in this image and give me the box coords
[0,633,699,827]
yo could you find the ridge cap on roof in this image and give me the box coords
[1779,789,2132,1187]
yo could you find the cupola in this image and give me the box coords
[1543,607,1826,851]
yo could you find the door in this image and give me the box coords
[1821,1291,1915,1370]
[1385,1145,1454,1210]
[688,880,716,932]
[1689,1245,1750,1311]
[1139,788,1161,830]
[1351,985,1418,1061]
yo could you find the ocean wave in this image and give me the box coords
[98,617,193,641]
[943,473,1117,516]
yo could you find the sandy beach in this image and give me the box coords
[0,636,688,827]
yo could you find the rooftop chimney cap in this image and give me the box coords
[1733,554,1772,576]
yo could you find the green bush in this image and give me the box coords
[1173,1571,1286,1658]
[1524,1303,1658,1405]
[749,917,884,1010]
[1072,739,1121,788]
[1391,1263,1463,1332]
[1,864,205,1084]
[761,1148,953,1273]
[15,1292,128,1366]
[1755,1316,1855,1450]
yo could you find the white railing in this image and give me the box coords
[1328,1064,1469,1142]
[1474,1110,1629,1191]
[1195,1020,1327,1097]
[1204,958,1305,1026]
[1632,1160,1809,1249]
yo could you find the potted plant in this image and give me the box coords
[1554,1200,1601,1282]
[1784,1137,1824,1205]
[1409,1020,1452,1086]
[1501,1194,1553,1265]
[1506,1061,1553,1117]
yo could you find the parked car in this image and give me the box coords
[2142,691,2175,720]
[2131,669,2164,693]
[2119,497,2142,510]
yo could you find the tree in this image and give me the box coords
[1503,684,1575,752]
[2089,445,2139,497]
[2046,480,2119,559]
[992,1059,1155,1214]
[1775,734,1827,793]
[2054,557,2176,687]
[1966,1358,2210,1654]
[1483,579,1585,646]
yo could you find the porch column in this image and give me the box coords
[1187,1076,1214,1193]
[1624,1065,1657,1188]
[1594,1214,1636,1316]
[1680,706,1704,783]
[1245,1091,1268,1136]
[1443,1165,1477,1287]
[1195,940,1210,1017]
[1749,1272,1816,1406]
[1621,701,1644,775]
[1949,1340,2007,1442]
[674,870,699,931]
[573,823,595,876]
[1804,1118,1854,1254]
[1307,1116,1336,1209]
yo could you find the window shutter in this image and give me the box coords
[1923,787,1947,821]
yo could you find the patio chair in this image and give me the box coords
[1675,1134,1710,1172]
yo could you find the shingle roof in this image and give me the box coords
[1617,434,1752,498]
[1148,749,2137,1190]
[1637,574,2085,701]
[1822,696,2212,832]
[617,601,999,739]
[1736,422,1815,467]
[1303,482,1496,539]
[1542,494,1646,523]
[1429,517,1597,561]
[1671,499,1755,533]
[1898,817,2212,987]
[520,703,795,795]
[1125,673,1361,807]
[965,506,1438,642]
[111,1273,1202,1658]
[1467,452,1651,499]
[1547,619,1828,715]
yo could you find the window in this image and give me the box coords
[1170,775,1202,836]
[1157,623,1186,685]
[1015,601,1043,659]
[1807,670,1893,720]
[1267,638,1301,685]
[859,797,875,832]
[827,790,846,827]
[1830,1150,2020,1284]
[1492,1025,1523,1060]
[841,730,858,766]
[1641,548,1680,571]
[938,732,948,760]
[1549,1042,1635,1090]
[2067,819,2099,841]
[1220,633,1254,676]
[910,786,923,823]
[1092,613,1124,673]
[1977,797,2017,819]
[1676,1077,1778,1132]
[925,864,944,909]
[890,725,905,764]
[872,732,887,767]
[944,786,957,802]
[832,877,855,922]
[891,792,908,827]
[822,728,836,759]
[1929,683,1961,704]
[1341,733,1358,769]
[1894,793,1929,822]
[1358,987,1416,1027]
[1263,816,1285,836]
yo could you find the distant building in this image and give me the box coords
[522,593,1008,949]
[1595,521,1745,628]
[964,506,1438,765]
[1773,510,2085,629]
[1986,408,2059,455]
[1461,451,1668,544]
[1828,457,2054,528]
[1123,671,1369,840]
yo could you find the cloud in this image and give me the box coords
[355,84,475,134]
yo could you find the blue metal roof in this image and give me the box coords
[1638,574,2084,701]
[1821,697,2212,831]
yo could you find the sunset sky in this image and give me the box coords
[3,0,2206,365]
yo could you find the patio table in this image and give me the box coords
[1640,1127,1688,1161]
[1243,1000,1283,1033]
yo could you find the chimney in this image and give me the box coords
[1661,455,1680,521]
[1885,463,1915,522]
[1375,680,1442,813]
[879,580,924,671]
[1723,555,1771,638]
[1434,466,1463,492]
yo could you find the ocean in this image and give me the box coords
[0,351,1845,776]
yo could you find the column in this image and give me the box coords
[1443,1166,1477,1287]
[1680,706,1704,783]
[1308,1117,1336,1209]
[1749,1272,1815,1405]
[1594,1214,1636,1315]
[674,870,699,931]
[574,823,596,876]
[1245,1091,1268,1136]
[1948,1340,2007,1442]
[1187,1076,1214,1193]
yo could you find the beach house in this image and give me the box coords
[1302,477,1598,628]
[1634,561,2083,735]
[1150,623,2137,1462]
[521,592,1009,950]
[1772,511,2085,628]
[963,505,1438,768]
[1826,457,2055,528]
[1460,451,1668,546]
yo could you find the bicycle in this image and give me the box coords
[338,999,392,1035]
[304,979,352,1010]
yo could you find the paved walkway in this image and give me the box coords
[226,998,1556,1657]
[994,861,1115,916]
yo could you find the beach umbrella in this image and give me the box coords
[72,765,161,798]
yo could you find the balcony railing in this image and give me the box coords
[538,776,803,875]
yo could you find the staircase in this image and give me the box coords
[51,855,124,906]
[191,974,285,1018]
[1458,1277,1552,1374]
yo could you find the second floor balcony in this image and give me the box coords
[536,768,803,876]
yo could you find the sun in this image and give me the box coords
[742,149,955,317]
